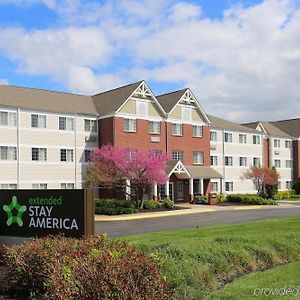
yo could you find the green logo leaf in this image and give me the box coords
[3,196,27,227]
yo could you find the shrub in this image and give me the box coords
[3,235,172,300]
[95,199,137,215]
[162,198,174,209]
[265,184,278,199]
[292,180,300,194]
[194,195,208,204]
[274,190,292,200]
[226,194,277,205]
[216,194,226,203]
[143,200,162,210]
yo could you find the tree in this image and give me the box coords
[87,145,168,208]
[243,166,279,198]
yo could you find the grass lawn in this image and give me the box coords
[122,216,300,299]
[208,261,300,299]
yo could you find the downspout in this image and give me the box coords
[165,114,168,155]
[222,128,225,193]
[17,108,20,189]
[74,114,77,188]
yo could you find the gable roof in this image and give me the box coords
[156,89,187,113]
[157,88,210,124]
[270,118,300,138]
[0,85,97,115]
[243,121,291,138]
[208,114,259,133]
[92,81,143,116]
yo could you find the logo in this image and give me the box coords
[3,195,27,226]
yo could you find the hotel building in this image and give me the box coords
[0,81,299,202]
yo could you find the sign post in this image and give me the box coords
[0,189,94,240]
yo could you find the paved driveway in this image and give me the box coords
[95,204,300,237]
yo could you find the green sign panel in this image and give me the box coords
[0,189,87,238]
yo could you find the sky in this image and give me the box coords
[0,0,299,122]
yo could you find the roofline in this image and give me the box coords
[92,80,144,97]
[157,88,188,98]
[271,117,300,123]
[0,84,89,97]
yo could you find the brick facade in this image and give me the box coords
[293,140,300,181]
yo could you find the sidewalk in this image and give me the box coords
[95,202,296,222]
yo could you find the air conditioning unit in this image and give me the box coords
[85,136,97,143]
[210,145,216,150]
[274,150,280,155]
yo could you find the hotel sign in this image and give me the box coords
[0,189,94,238]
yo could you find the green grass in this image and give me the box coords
[122,216,300,299]
[208,261,300,299]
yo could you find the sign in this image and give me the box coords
[0,189,94,238]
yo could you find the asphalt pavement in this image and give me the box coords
[95,205,300,237]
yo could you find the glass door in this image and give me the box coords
[176,181,184,201]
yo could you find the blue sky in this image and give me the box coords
[0,0,299,122]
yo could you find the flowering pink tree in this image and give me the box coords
[243,166,279,197]
[87,145,168,208]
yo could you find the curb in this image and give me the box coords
[95,208,216,221]
[94,204,294,222]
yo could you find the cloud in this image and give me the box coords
[0,0,300,122]
[0,78,9,85]
[0,26,113,92]
[132,0,300,121]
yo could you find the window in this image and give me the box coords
[32,183,47,189]
[60,149,74,162]
[136,101,148,116]
[0,184,17,189]
[182,106,191,121]
[285,140,292,148]
[193,151,204,165]
[274,159,281,168]
[124,118,136,132]
[286,181,293,189]
[149,121,160,134]
[84,150,91,162]
[210,131,217,141]
[0,146,17,160]
[171,123,183,136]
[225,182,233,192]
[0,111,17,126]
[172,151,183,161]
[192,125,203,137]
[151,149,162,157]
[211,182,218,192]
[59,117,74,131]
[253,157,261,166]
[239,157,247,167]
[239,134,247,144]
[274,139,281,148]
[225,156,233,166]
[32,148,47,161]
[211,156,218,166]
[84,119,97,132]
[31,114,46,128]
[253,135,261,144]
[61,183,75,189]
[224,132,232,143]
[278,181,281,189]
[286,160,292,168]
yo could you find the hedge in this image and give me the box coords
[226,194,277,205]
[95,199,137,215]
[2,235,172,300]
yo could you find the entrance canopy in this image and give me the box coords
[166,160,223,179]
